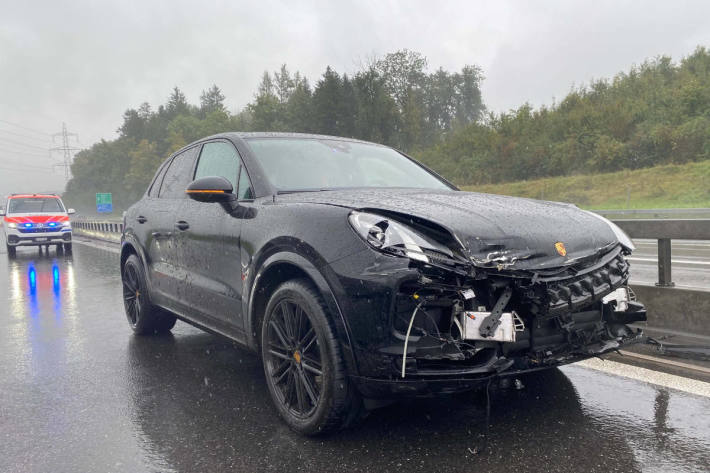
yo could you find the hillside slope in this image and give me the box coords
[460,160,710,209]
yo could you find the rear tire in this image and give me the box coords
[261,279,363,435]
[6,244,16,258]
[121,254,176,335]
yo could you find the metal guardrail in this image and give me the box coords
[73,219,123,234]
[594,208,710,216]
[594,208,710,219]
[72,217,708,288]
[614,219,710,287]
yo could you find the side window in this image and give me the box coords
[148,161,169,197]
[194,141,240,191]
[159,147,199,199]
[237,166,254,200]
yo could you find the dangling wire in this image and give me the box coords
[401,300,424,378]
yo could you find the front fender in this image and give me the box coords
[120,233,154,292]
[245,248,358,377]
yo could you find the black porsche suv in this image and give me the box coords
[121,132,646,434]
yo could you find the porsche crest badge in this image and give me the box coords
[555,241,567,257]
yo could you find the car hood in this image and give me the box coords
[278,188,619,271]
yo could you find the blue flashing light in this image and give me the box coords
[48,222,58,227]
[28,266,37,290]
[23,222,33,228]
[52,264,61,292]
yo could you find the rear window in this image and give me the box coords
[8,197,64,213]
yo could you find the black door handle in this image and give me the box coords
[151,231,172,238]
[175,221,190,231]
[137,216,147,224]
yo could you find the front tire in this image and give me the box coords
[6,244,16,258]
[63,243,72,252]
[261,279,362,435]
[122,254,176,335]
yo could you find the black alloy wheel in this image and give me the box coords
[122,259,143,327]
[264,298,323,418]
[261,279,363,435]
[121,254,176,335]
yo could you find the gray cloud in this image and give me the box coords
[1,0,709,193]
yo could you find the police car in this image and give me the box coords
[1,194,75,257]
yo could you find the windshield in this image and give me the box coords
[8,197,64,213]
[245,138,453,192]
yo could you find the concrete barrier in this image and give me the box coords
[631,284,710,337]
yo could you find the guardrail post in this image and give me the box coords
[656,238,674,287]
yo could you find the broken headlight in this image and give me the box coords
[584,211,635,251]
[348,211,453,263]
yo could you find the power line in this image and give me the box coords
[0,128,52,143]
[0,148,49,158]
[0,119,51,136]
[0,136,50,151]
[0,162,57,174]
[0,156,54,170]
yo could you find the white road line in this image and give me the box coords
[627,257,710,266]
[634,242,710,247]
[634,239,710,246]
[575,358,710,398]
[628,281,710,291]
[617,350,710,374]
[73,238,120,254]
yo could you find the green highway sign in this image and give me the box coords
[96,193,113,213]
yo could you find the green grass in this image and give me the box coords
[460,160,710,209]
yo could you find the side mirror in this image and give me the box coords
[67,208,76,215]
[0,208,4,216]
[186,176,236,203]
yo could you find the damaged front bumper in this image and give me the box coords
[328,244,647,399]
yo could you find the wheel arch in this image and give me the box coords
[120,237,149,285]
[245,251,359,376]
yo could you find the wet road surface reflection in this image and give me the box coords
[1,243,709,473]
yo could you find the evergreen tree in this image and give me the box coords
[167,86,190,117]
[312,67,343,136]
[200,84,226,114]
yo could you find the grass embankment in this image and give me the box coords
[460,160,710,209]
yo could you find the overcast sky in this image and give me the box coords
[1,0,709,194]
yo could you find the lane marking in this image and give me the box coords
[634,239,710,246]
[617,350,710,375]
[73,238,120,254]
[575,357,710,398]
[629,282,710,291]
[627,257,710,266]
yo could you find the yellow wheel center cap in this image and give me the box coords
[293,351,302,363]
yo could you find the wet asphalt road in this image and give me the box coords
[1,242,710,473]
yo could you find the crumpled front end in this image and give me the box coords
[332,237,646,399]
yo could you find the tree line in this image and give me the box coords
[417,47,710,184]
[64,47,710,211]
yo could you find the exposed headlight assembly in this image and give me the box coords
[584,211,635,251]
[348,211,453,263]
